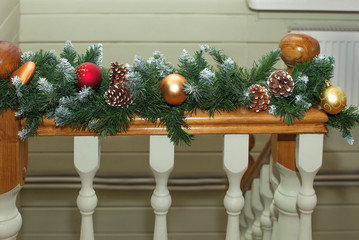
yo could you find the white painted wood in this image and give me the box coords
[74,136,101,240]
[251,179,263,240]
[223,134,249,240]
[21,0,251,14]
[259,165,273,240]
[239,211,248,240]
[244,190,254,240]
[149,136,174,240]
[0,185,22,240]
[247,0,359,11]
[273,163,300,240]
[296,134,324,240]
[269,159,279,240]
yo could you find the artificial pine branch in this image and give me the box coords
[1,43,357,145]
[250,48,281,84]
[327,105,359,144]
[60,41,77,65]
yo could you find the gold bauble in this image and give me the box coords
[320,80,347,115]
[10,61,36,86]
[160,74,187,105]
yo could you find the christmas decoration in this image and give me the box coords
[249,84,271,112]
[104,81,132,108]
[279,33,320,68]
[109,62,129,84]
[75,62,102,89]
[267,70,294,97]
[0,41,22,79]
[160,74,187,105]
[10,61,36,86]
[320,80,347,115]
[0,40,358,146]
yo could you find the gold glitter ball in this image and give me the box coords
[320,81,347,115]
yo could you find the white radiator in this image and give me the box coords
[292,30,359,106]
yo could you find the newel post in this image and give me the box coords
[0,109,28,240]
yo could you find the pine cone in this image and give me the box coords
[109,62,129,84]
[267,71,294,97]
[249,84,271,112]
[104,81,133,108]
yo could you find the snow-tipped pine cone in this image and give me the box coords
[104,81,132,108]
[267,70,294,97]
[249,84,271,112]
[109,62,129,84]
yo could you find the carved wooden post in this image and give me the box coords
[0,109,28,240]
[74,136,101,240]
[150,136,174,240]
[223,134,249,240]
[272,134,300,240]
[296,134,324,240]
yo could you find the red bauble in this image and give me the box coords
[75,62,102,90]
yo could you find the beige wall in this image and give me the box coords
[0,0,20,42]
[13,0,359,239]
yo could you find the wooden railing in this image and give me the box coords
[0,33,330,240]
[0,106,328,240]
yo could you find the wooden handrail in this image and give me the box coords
[28,107,328,136]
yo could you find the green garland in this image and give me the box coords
[0,42,358,145]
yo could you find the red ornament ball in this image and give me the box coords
[75,62,102,90]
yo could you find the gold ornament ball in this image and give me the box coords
[320,81,347,115]
[160,74,187,105]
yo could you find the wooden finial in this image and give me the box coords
[279,33,320,72]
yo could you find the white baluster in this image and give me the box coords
[223,134,249,240]
[150,136,174,240]
[273,163,300,240]
[0,185,22,240]
[74,136,101,240]
[269,157,279,240]
[244,190,254,240]
[251,179,263,240]
[259,165,273,240]
[239,210,248,240]
[296,134,324,240]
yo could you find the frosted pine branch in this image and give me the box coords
[37,77,53,94]
[180,49,195,64]
[21,51,35,64]
[18,127,31,140]
[199,68,215,82]
[76,87,94,103]
[54,106,74,126]
[88,119,99,131]
[222,58,235,71]
[297,74,309,84]
[57,58,76,82]
[11,76,23,97]
[184,82,201,101]
[86,44,103,66]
